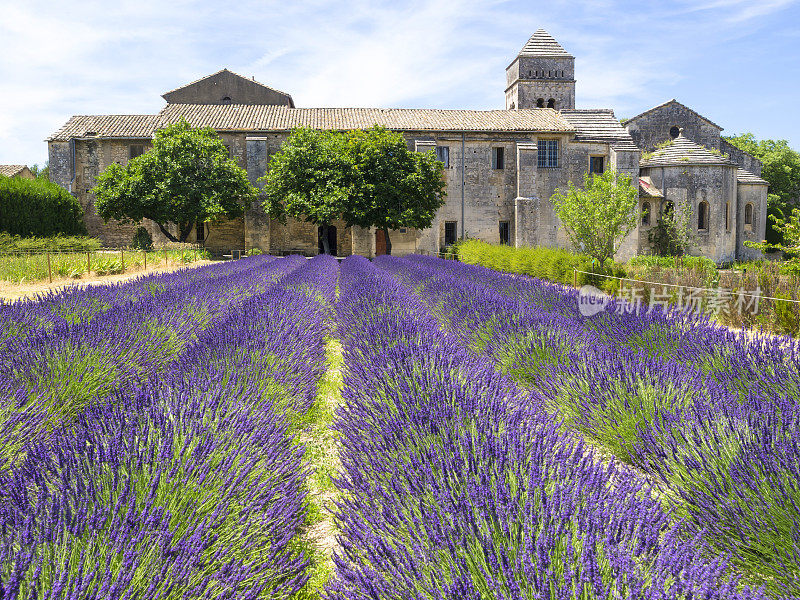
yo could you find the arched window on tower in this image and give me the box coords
[745,203,754,229]
[642,202,651,226]
[698,201,710,231]
[547,99,556,108]
[537,98,545,108]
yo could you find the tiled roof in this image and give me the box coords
[625,99,723,131]
[48,115,159,141]
[0,165,28,177]
[639,176,663,198]
[155,104,576,133]
[559,109,638,150]
[737,168,769,186]
[640,135,736,168]
[519,29,572,57]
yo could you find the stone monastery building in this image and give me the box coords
[48,30,767,262]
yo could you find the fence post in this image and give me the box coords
[87,252,91,275]
[47,252,52,283]
[573,269,577,288]
[121,249,125,272]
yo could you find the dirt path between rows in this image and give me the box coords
[0,260,215,302]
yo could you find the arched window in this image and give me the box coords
[698,201,710,231]
[221,96,232,105]
[642,202,651,226]
[745,203,754,227]
[536,98,545,108]
[670,126,680,139]
[547,98,556,108]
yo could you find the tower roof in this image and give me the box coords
[518,29,573,57]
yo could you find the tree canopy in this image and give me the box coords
[551,169,639,264]
[344,126,446,255]
[724,133,800,245]
[260,126,446,255]
[260,128,354,255]
[0,175,86,237]
[92,119,256,243]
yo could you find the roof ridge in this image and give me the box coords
[625,99,723,130]
[161,69,294,103]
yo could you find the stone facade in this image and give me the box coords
[47,29,768,264]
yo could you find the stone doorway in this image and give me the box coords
[375,229,387,256]
[318,225,337,255]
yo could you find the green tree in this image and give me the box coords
[551,169,639,264]
[724,133,800,245]
[260,128,354,255]
[93,119,256,243]
[344,126,446,255]
[648,201,692,257]
[745,207,800,273]
[30,163,49,181]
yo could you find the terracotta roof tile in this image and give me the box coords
[48,115,159,141]
[0,165,29,177]
[155,104,576,133]
[559,109,638,150]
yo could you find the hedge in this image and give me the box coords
[456,239,625,293]
[0,233,101,253]
[0,175,86,237]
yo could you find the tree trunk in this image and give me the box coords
[178,222,193,243]
[382,227,392,256]
[156,222,179,243]
[320,224,331,255]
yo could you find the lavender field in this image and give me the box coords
[1,254,798,599]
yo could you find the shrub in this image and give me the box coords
[130,226,154,251]
[0,233,101,253]
[0,175,86,236]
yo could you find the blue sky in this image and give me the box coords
[1,0,799,168]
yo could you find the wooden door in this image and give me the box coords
[375,229,387,256]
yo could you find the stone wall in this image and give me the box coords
[162,70,292,106]
[641,164,738,263]
[736,182,768,261]
[625,102,722,152]
[505,55,575,110]
[720,140,763,176]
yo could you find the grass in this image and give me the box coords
[0,248,209,283]
[292,338,343,599]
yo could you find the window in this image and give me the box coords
[642,202,651,226]
[435,146,450,168]
[499,221,510,245]
[221,96,232,105]
[444,221,458,246]
[698,201,709,231]
[537,139,559,168]
[129,145,145,160]
[492,147,505,170]
[589,156,605,174]
[196,222,206,243]
[547,98,555,108]
[536,98,545,108]
[745,203,754,228]
[670,126,680,139]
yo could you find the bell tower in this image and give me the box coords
[505,29,575,110]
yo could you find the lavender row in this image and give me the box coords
[0,256,307,469]
[381,254,800,597]
[0,256,336,598]
[328,255,759,599]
